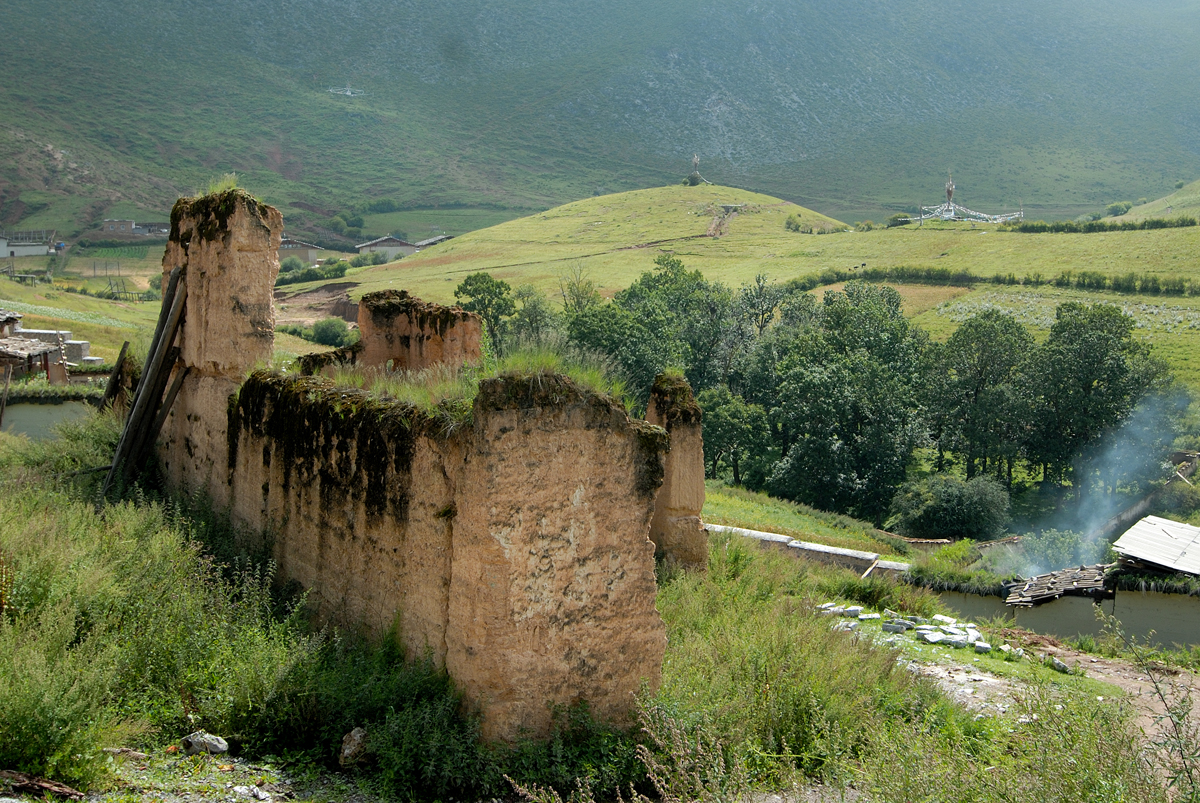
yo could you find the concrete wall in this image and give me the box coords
[1112,590,1200,648]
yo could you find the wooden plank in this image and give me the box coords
[100,340,130,411]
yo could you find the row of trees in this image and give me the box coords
[453,261,1184,528]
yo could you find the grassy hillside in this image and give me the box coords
[1114,177,1200,222]
[339,183,1200,301]
[3,0,1200,237]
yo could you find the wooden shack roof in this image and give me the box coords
[0,336,59,360]
[1113,515,1200,575]
[1004,564,1113,607]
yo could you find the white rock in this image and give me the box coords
[882,622,908,634]
[844,606,864,617]
[922,631,946,643]
[1051,657,1071,674]
[833,620,859,632]
[942,626,966,636]
[974,641,992,653]
[817,602,837,610]
[999,644,1013,654]
[181,731,228,755]
[966,630,982,643]
[932,614,957,625]
[858,612,881,620]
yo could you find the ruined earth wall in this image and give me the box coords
[158,191,283,508]
[157,193,669,741]
[646,374,708,570]
[357,289,482,370]
[224,371,668,740]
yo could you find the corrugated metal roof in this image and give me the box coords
[1112,515,1200,575]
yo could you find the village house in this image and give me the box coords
[102,219,135,234]
[279,235,320,264]
[356,234,417,260]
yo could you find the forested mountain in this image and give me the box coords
[3,0,1200,233]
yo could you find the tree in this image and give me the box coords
[738,274,783,337]
[930,309,1033,483]
[566,305,673,401]
[455,272,516,353]
[1023,302,1171,492]
[508,284,559,345]
[559,263,603,314]
[280,255,304,273]
[768,346,922,524]
[613,254,733,391]
[697,385,771,487]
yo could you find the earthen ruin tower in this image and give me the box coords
[156,190,679,740]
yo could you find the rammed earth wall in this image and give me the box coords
[223,372,669,739]
[157,191,671,740]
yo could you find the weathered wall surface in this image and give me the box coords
[158,191,283,507]
[157,193,672,742]
[225,372,668,740]
[357,289,482,370]
[646,374,708,570]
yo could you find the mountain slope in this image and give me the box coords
[3,0,1200,234]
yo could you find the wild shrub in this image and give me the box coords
[280,255,304,272]
[887,475,1010,541]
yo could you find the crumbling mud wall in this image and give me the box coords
[224,371,668,740]
[646,374,708,570]
[155,193,669,740]
[158,190,283,510]
[357,289,482,370]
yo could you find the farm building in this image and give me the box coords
[1,231,54,257]
[357,234,417,260]
[280,236,320,264]
[102,219,136,234]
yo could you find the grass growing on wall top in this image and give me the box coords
[316,342,633,424]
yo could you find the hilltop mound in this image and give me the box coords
[343,185,843,301]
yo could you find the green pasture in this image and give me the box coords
[338,184,1200,305]
[360,207,530,241]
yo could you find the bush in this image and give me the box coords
[1177,180,1188,190]
[856,220,875,232]
[280,255,304,272]
[885,212,911,228]
[274,260,348,287]
[888,476,1010,541]
[311,317,351,347]
[1105,201,1133,217]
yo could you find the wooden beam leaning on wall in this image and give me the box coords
[101,266,187,500]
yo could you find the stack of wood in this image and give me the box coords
[1004,564,1114,607]
[101,266,190,497]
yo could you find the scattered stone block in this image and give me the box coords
[932,614,957,625]
[844,605,864,617]
[882,622,909,634]
[858,612,881,620]
[181,731,228,755]
[974,641,992,653]
[1050,657,1071,674]
[833,620,859,632]
[946,635,970,649]
[817,602,837,610]
[999,644,1013,654]
[922,631,946,644]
